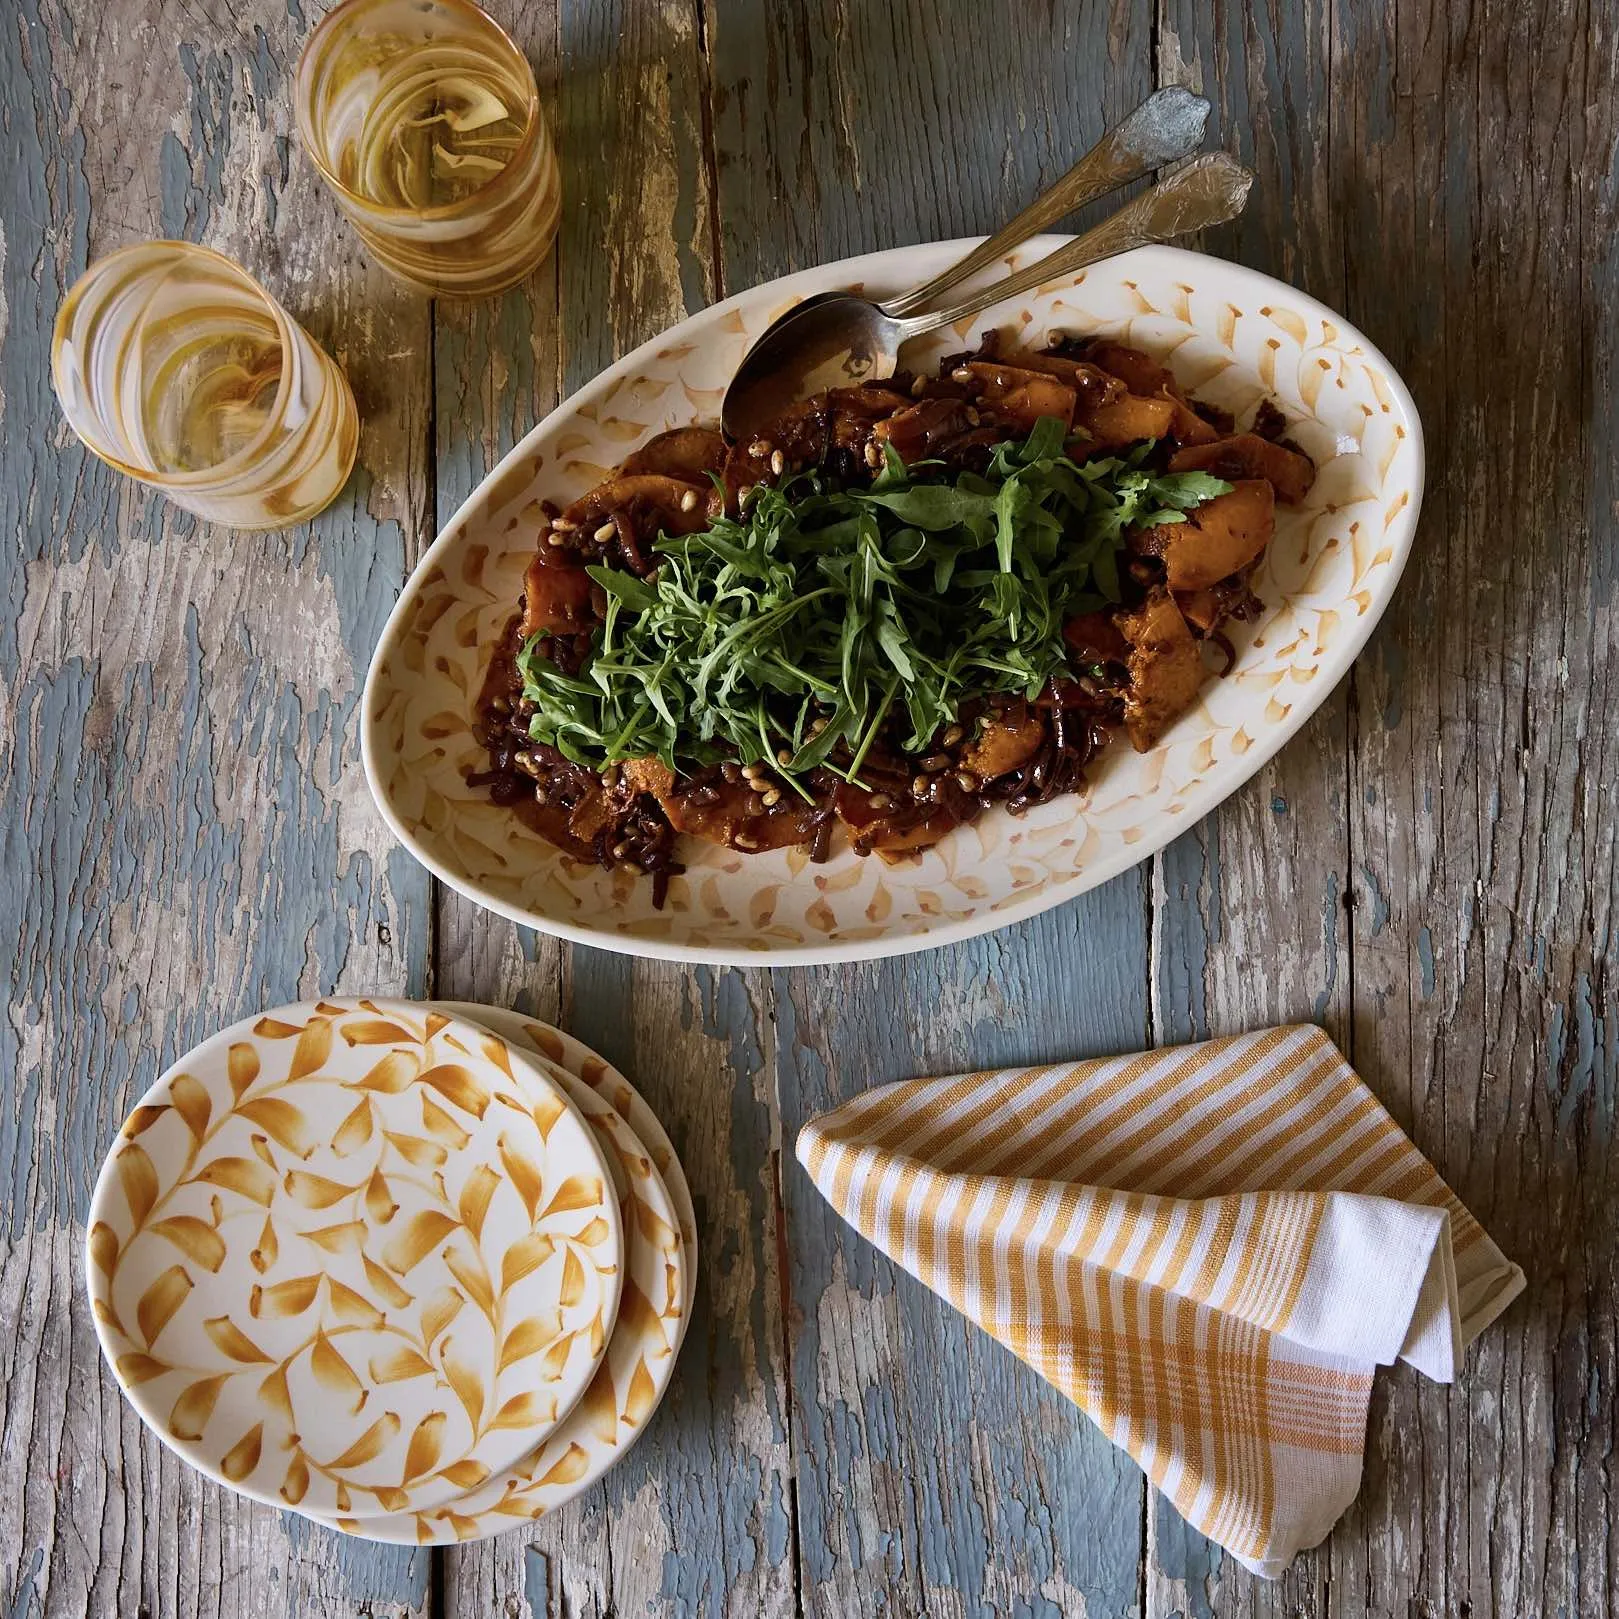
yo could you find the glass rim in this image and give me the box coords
[51,239,306,490]
[293,0,545,226]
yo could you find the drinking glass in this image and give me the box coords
[51,241,359,530]
[294,0,562,297]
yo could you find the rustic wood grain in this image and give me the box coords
[1145,2,1619,1617]
[6,0,1616,1613]
[1332,2,1617,1617]
[1145,3,1344,1612]
[435,2,797,1614]
[773,918,1151,1619]
[706,4,1167,1613]
[0,0,437,1614]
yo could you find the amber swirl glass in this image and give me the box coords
[51,242,358,530]
[294,0,561,297]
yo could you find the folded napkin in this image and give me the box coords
[795,1024,1523,1578]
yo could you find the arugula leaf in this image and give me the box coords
[586,565,658,612]
[1019,414,1069,465]
[516,419,1230,777]
[859,484,997,532]
[1146,469,1233,506]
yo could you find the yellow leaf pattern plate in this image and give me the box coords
[309,1001,696,1543]
[85,998,623,1518]
[455,1008,699,1317]
[362,240,1424,965]
[432,1004,698,1320]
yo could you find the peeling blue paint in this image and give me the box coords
[1271,794,1288,815]
[1314,872,1340,1018]
[522,1544,549,1617]
[1551,973,1610,1137]
[1151,1491,1222,1619]
[1361,863,1390,937]
[170,41,236,234]
[1378,634,1406,730]
[281,1516,429,1606]
[1155,824,1221,1044]
[158,130,195,239]
[2,1545,43,1619]
[776,883,1148,1615]
[1417,926,1436,998]
[244,25,278,127]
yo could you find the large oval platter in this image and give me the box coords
[362,239,1423,965]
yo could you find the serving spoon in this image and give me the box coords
[722,148,1253,442]
[723,87,1210,430]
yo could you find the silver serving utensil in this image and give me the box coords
[722,149,1252,442]
[881,85,1211,320]
[731,86,1210,369]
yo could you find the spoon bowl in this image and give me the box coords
[722,294,899,429]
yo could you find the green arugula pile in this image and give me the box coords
[517,417,1229,792]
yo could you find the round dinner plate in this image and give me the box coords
[462,1008,699,1306]
[431,1004,699,1318]
[308,1002,696,1543]
[362,238,1425,966]
[85,998,622,1519]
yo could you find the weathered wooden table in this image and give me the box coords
[4,1,1613,1614]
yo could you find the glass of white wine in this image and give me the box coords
[294,0,561,297]
[51,241,359,530]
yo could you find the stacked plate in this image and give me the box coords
[84,998,696,1544]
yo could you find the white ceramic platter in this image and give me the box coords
[85,998,622,1518]
[362,239,1423,965]
[309,1002,695,1543]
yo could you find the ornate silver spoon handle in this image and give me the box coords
[891,151,1253,344]
[881,86,1212,319]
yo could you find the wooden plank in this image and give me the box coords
[1148,2,1619,1615]
[1145,3,1342,1611]
[709,0,1159,295]
[435,2,798,1614]
[0,1,435,1613]
[705,4,1159,1612]
[1335,0,1616,1615]
[774,912,1152,1619]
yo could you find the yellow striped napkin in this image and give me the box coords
[795,1025,1523,1577]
